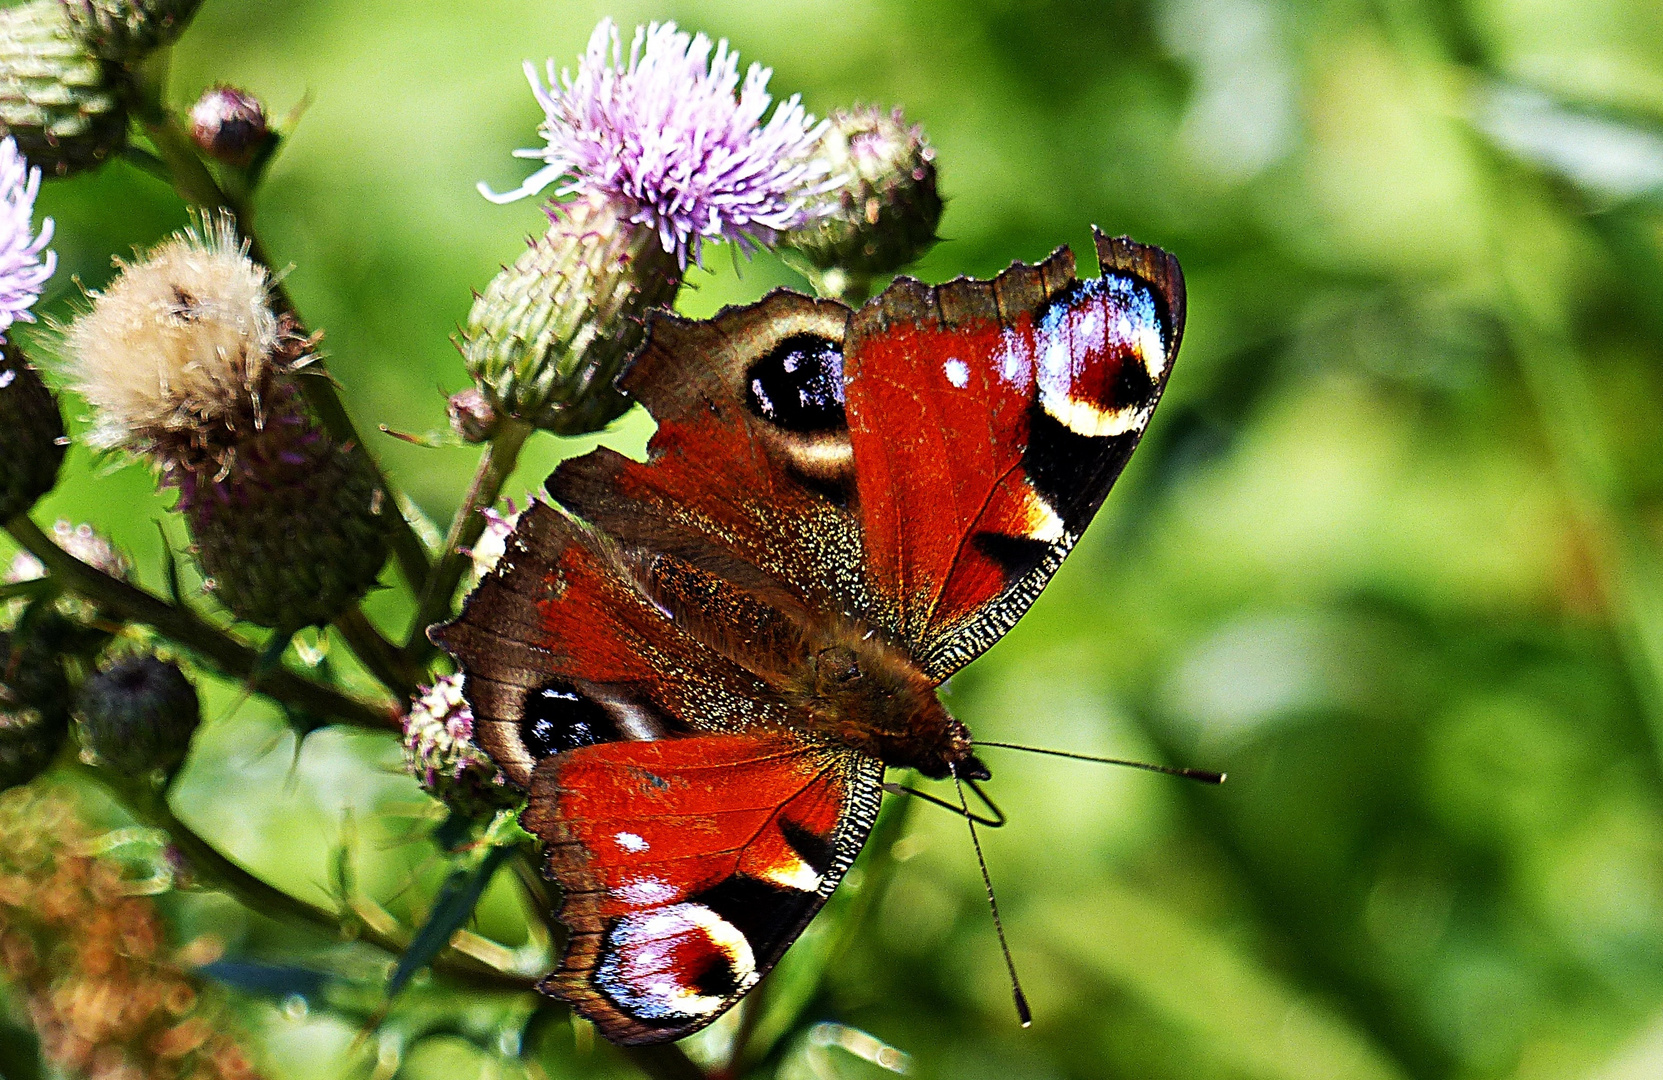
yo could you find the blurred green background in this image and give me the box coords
[9,0,1663,1078]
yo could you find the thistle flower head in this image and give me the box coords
[481,18,832,267]
[402,673,517,818]
[64,215,278,453]
[0,137,54,335]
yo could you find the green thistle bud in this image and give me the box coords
[75,653,199,778]
[0,0,127,176]
[63,217,393,630]
[0,341,64,522]
[784,105,942,289]
[460,192,681,435]
[0,630,70,789]
[59,0,201,62]
[402,673,517,819]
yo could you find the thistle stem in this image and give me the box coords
[404,417,532,657]
[6,513,396,732]
[131,54,434,596]
[334,603,422,698]
[70,763,535,991]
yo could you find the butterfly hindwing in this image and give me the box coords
[530,733,880,1045]
[843,229,1185,678]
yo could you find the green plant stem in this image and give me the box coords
[334,603,422,698]
[132,57,433,597]
[404,417,532,657]
[71,763,534,991]
[6,513,395,731]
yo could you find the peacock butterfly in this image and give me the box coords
[434,228,1185,1045]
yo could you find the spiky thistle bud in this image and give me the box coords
[63,217,393,630]
[461,192,680,434]
[188,83,270,168]
[0,0,127,176]
[59,0,202,61]
[402,673,517,819]
[75,653,199,778]
[0,630,70,789]
[783,105,941,287]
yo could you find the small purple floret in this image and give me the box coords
[0,138,53,337]
[480,19,833,267]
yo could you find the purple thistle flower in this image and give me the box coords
[0,138,53,337]
[480,19,833,267]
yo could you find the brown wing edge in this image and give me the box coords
[1092,227,1187,356]
[533,750,886,1046]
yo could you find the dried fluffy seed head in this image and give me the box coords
[0,342,65,521]
[0,0,127,176]
[402,673,517,819]
[785,105,941,280]
[65,217,392,630]
[462,192,681,433]
[65,216,278,453]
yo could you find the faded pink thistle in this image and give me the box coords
[480,18,833,267]
[402,673,517,818]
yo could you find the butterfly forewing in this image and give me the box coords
[844,230,1185,678]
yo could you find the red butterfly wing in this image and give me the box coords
[435,501,882,1046]
[434,500,797,787]
[530,733,880,1044]
[545,292,872,624]
[844,230,1185,677]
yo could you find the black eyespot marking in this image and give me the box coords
[520,679,620,759]
[745,334,845,432]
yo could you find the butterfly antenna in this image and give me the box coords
[952,765,1031,1029]
[974,741,1225,784]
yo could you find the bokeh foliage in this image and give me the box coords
[6,0,1663,1078]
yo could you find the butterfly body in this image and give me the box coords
[436,228,1184,1044]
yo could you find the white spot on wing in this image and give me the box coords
[944,357,969,388]
[618,875,676,905]
[615,831,649,853]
